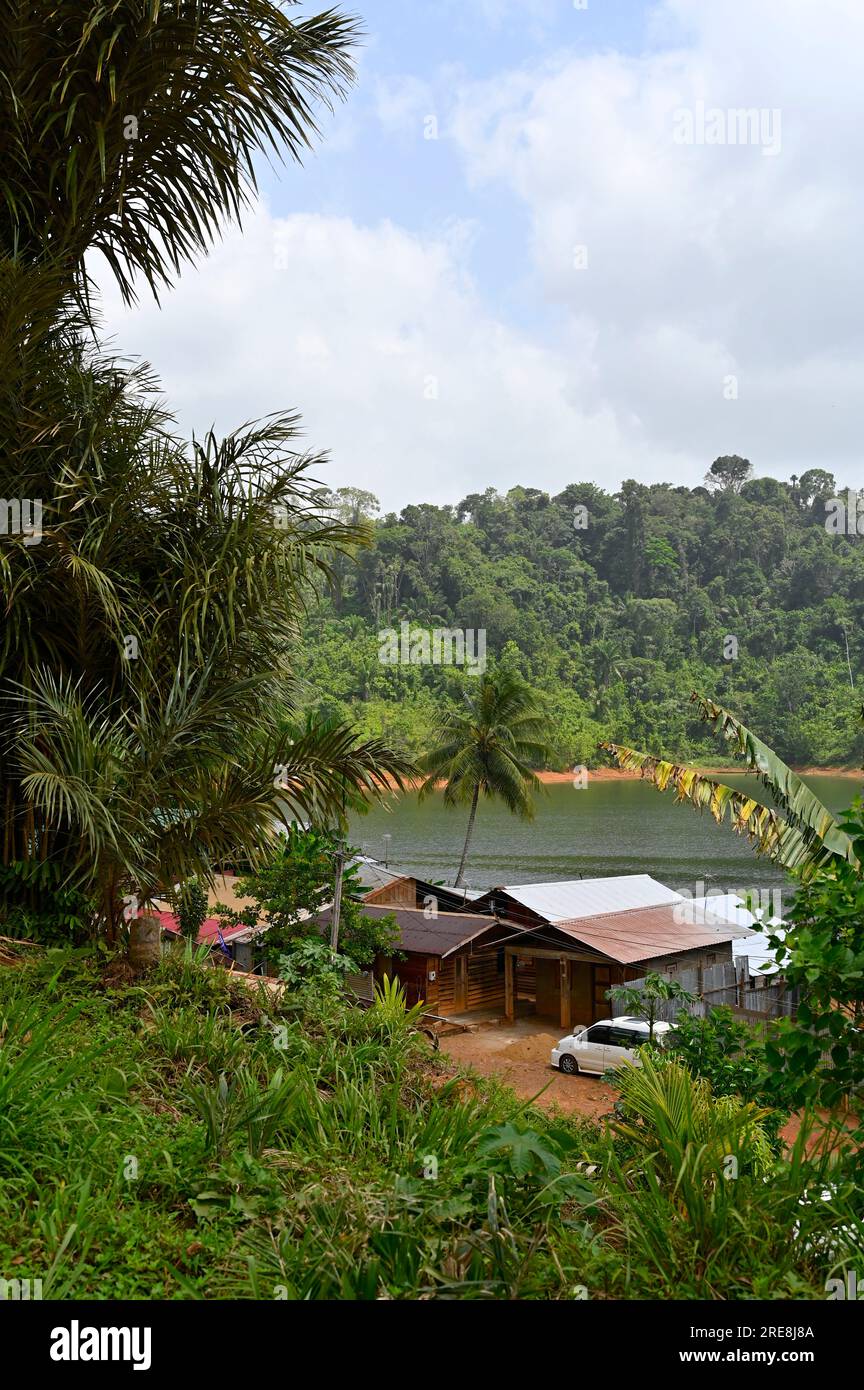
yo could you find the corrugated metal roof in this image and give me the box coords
[315,903,500,957]
[158,912,249,945]
[491,874,683,923]
[551,904,740,965]
[351,857,406,891]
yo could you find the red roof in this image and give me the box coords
[156,911,249,946]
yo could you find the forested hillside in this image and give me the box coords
[296,465,864,768]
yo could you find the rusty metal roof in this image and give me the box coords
[315,903,501,958]
[549,904,741,965]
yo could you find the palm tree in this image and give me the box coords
[0,352,414,939]
[0,2,417,941]
[601,693,857,877]
[419,672,553,888]
[1,0,360,305]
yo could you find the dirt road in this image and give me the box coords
[440,1022,616,1121]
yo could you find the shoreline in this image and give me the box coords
[533,765,864,783]
[384,765,863,791]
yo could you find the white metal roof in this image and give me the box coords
[496,874,683,923]
[733,927,788,977]
[684,893,757,934]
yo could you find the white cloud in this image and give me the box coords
[94,206,674,508]
[449,0,864,477]
[94,0,864,505]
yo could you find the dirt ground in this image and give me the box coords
[440,1018,617,1121]
[441,1018,859,1151]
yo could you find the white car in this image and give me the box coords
[551,1016,673,1075]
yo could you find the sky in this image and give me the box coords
[95,0,864,511]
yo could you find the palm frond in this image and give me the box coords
[601,692,856,874]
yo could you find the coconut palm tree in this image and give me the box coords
[601,693,857,877]
[419,671,553,888]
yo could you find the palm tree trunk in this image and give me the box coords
[454,786,480,888]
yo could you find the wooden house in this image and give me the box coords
[320,873,752,1026]
[315,902,511,1013]
[484,905,741,1030]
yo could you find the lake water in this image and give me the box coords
[349,775,859,901]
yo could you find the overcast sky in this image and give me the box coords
[95,0,864,510]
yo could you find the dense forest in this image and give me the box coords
[296,462,864,768]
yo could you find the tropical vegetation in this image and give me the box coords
[418,670,553,886]
[0,0,411,945]
[605,696,864,1151]
[293,476,864,769]
[0,941,860,1300]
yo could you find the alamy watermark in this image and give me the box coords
[673,881,783,925]
[673,102,782,157]
[826,1270,863,1300]
[0,1276,42,1300]
[824,490,864,535]
[378,621,486,674]
[0,498,42,546]
[50,1321,151,1371]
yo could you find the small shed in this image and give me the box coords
[315,902,511,1012]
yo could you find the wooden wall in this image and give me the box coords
[569,961,594,1025]
[435,954,456,1014]
[416,939,505,1017]
[365,878,417,908]
[535,958,559,1019]
[465,947,505,1013]
[374,951,435,1008]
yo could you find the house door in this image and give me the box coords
[454,955,468,1012]
[592,965,612,1021]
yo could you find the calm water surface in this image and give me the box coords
[349,776,859,898]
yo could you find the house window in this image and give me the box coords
[496,948,505,975]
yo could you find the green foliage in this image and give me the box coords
[0,950,860,1300]
[666,1006,791,1151]
[225,827,400,970]
[761,828,864,1141]
[1,0,360,304]
[0,0,410,944]
[278,938,358,998]
[705,455,753,493]
[371,973,420,1026]
[0,861,96,945]
[608,971,694,1038]
[291,480,864,770]
[419,669,553,884]
[609,1050,776,1180]
[175,879,209,942]
[476,1123,562,1178]
[668,1006,775,1103]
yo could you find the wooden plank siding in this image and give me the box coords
[466,948,505,1012]
[378,943,508,1018]
[364,877,417,908]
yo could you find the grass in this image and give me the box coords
[0,943,860,1300]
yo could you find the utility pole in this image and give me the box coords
[329,844,345,954]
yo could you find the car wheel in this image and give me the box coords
[558,1054,579,1075]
